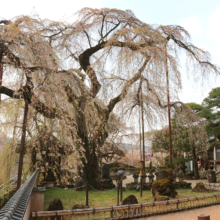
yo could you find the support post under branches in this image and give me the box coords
[17,101,29,190]
[165,48,173,169]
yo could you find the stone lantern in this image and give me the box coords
[178,170,184,183]
[148,173,154,185]
[132,172,139,183]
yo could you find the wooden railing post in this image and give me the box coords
[117,181,120,206]
[140,177,143,197]
[86,182,89,206]
[120,180,123,202]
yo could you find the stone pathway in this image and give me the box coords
[137,204,220,219]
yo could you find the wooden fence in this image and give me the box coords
[32,193,220,220]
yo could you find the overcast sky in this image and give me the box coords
[1,0,220,105]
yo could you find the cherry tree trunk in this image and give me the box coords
[82,148,100,188]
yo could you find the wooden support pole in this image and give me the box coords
[140,87,145,173]
[86,182,89,206]
[117,181,120,206]
[17,101,29,190]
[0,49,3,102]
[165,48,172,169]
[140,177,143,197]
[120,180,123,202]
[139,107,142,160]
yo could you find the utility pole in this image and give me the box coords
[165,47,172,169]
[17,101,29,190]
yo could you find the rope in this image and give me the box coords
[51,185,86,190]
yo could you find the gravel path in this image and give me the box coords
[137,204,220,219]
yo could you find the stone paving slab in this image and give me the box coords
[137,204,220,220]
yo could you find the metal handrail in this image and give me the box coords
[0,169,40,220]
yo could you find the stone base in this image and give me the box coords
[126,182,152,191]
[183,173,194,180]
[126,182,138,190]
[142,183,152,190]
[75,179,84,191]
[46,181,56,188]
[174,181,192,189]
[100,178,115,189]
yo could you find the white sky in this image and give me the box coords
[1,0,220,105]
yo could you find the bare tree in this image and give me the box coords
[0,8,219,187]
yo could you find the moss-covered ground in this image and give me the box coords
[44,188,218,210]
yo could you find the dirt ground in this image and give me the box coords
[137,204,220,220]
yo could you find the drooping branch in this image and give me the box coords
[161,26,220,74]
[141,76,184,109]
[0,85,58,118]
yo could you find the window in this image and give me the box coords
[209,152,213,158]
[217,149,220,158]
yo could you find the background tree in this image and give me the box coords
[175,104,208,178]
[120,149,140,167]
[152,104,208,178]
[0,9,219,186]
[200,88,220,142]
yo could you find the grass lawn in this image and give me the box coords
[44,188,218,210]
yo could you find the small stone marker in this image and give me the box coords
[48,198,64,211]
[121,195,138,205]
[197,214,210,220]
[102,164,110,179]
[48,199,63,220]
[178,170,184,183]
[121,195,138,215]
[192,182,208,192]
